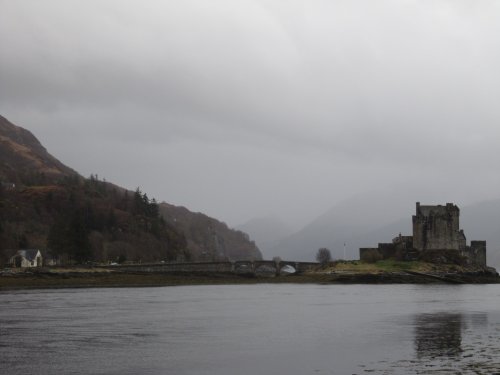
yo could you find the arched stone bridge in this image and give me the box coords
[232,260,319,276]
[104,260,319,276]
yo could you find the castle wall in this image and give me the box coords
[412,203,461,251]
[392,235,413,250]
[359,243,396,262]
[378,243,397,258]
[468,241,487,267]
[359,248,380,262]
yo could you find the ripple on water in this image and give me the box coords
[2,285,500,375]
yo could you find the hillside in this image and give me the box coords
[0,115,76,185]
[160,203,262,261]
[0,115,261,264]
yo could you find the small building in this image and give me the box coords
[9,249,43,268]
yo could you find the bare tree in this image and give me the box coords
[316,247,332,266]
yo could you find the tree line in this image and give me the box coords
[0,173,188,265]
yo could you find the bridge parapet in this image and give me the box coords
[99,260,319,276]
[101,262,234,273]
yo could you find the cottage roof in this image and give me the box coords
[15,249,41,261]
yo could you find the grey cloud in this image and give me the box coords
[2,0,500,226]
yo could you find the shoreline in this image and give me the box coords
[1,268,499,291]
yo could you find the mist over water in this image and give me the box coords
[2,284,500,374]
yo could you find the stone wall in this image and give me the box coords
[466,241,487,267]
[412,202,462,251]
[392,235,413,251]
[359,243,396,262]
[378,243,396,258]
[359,248,382,262]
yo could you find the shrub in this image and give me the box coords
[316,248,332,267]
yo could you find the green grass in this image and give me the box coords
[373,260,421,271]
[326,259,442,273]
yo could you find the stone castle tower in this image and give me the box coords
[412,202,466,251]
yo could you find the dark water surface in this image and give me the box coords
[2,284,500,374]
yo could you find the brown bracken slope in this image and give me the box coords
[0,115,76,184]
[0,115,261,265]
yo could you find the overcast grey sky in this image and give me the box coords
[2,0,500,228]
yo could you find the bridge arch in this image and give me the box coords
[254,263,278,276]
[279,264,297,274]
[233,260,255,274]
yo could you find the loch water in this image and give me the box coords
[1,284,500,375]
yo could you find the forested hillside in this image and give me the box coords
[160,203,262,262]
[0,115,261,264]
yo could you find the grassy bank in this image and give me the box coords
[324,259,467,273]
[1,261,498,291]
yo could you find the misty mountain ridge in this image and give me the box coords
[235,216,295,254]
[262,191,416,260]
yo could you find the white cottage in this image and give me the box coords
[9,249,43,268]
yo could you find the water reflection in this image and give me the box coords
[414,312,488,359]
[414,313,463,358]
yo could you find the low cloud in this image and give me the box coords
[2,0,500,226]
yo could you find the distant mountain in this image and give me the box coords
[270,192,500,268]
[269,191,415,261]
[0,115,261,264]
[235,216,295,258]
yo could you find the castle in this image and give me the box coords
[359,202,487,266]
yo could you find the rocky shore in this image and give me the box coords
[328,269,499,284]
[1,265,498,290]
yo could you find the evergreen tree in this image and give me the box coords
[47,215,71,259]
[149,198,159,218]
[47,210,92,263]
[133,187,144,215]
[70,212,92,263]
